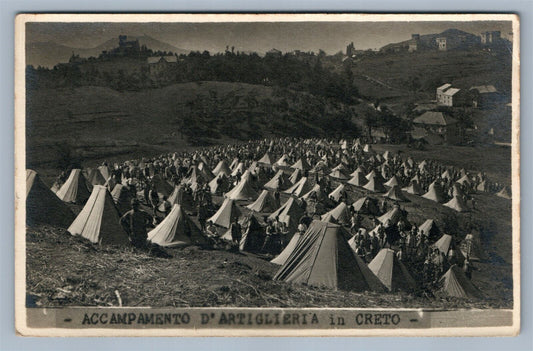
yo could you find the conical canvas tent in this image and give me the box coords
[331,163,347,172]
[418,160,428,172]
[268,197,305,235]
[257,152,273,166]
[383,185,409,202]
[402,180,423,195]
[476,180,488,192]
[347,171,367,187]
[289,168,302,185]
[284,177,313,197]
[456,174,471,186]
[224,175,258,201]
[363,175,387,193]
[418,219,441,241]
[459,233,486,261]
[87,168,106,186]
[246,190,277,213]
[168,185,193,208]
[365,169,377,180]
[433,234,465,264]
[439,265,482,298]
[321,212,338,223]
[26,169,75,227]
[212,160,232,177]
[496,186,512,199]
[422,181,445,203]
[352,196,380,215]
[275,154,290,167]
[186,166,207,185]
[148,204,206,247]
[273,221,384,291]
[264,170,290,191]
[55,169,91,204]
[230,162,245,177]
[444,195,469,212]
[207,198,242,228]
[67,185,130,245]
[351,166,366,176]
[98,165,111,180]
[291,158,310,171]
[111,184,133,215]
[363,144,375,154]
[271,232,303,265]
[208,173,229,194]
[368,248,417,292]
[328,184,345,202]
[441,169,453,180]
[384,175,403,188]
[378,207,407,226]
[237,215,265,252]
[229,158,240,170]
[301,184,329,202]
[328,169,350,180]
[321,202,350,224]
[248,161,260,175]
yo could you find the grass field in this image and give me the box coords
[350,50,512,100]
[26,223,510,309]
[26,82,356,172]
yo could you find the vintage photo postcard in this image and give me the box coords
[14,13,520,336]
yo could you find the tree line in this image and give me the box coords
[26,50,359,106]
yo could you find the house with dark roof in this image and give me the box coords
[469,85,500,108]
[412,111,460,144]
[147,56,178,75]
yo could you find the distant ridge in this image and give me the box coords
[26,35,190,68]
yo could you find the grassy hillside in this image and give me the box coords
[26,166,513,308]
[348,50,512,103]
[26,226,509,309]
[26,82,360,170]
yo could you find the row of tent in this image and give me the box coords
[27,169,482,298]
[272,220,481,298]
[27,168,474,256]
[27,170,206,247]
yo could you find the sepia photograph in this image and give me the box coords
[14,13,520,336]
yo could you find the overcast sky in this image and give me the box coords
[26,21,513,54]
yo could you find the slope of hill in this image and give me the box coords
[349,49,512,104]
[26,82,361,170]
[26,35,190,68]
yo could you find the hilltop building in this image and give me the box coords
[436,83,470,107]
[408,34,420,52]
[480,31,501,45]
[436,37,448,51]
[346,42,355,56]
[112,35,141,56]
